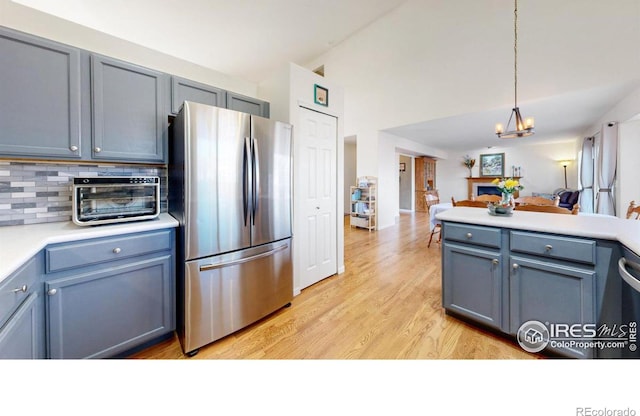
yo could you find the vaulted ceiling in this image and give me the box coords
[9,0,640,152]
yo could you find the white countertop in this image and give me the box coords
[0,213,179,284]
[436,207,640,256]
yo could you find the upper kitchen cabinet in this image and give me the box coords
[171,76,226,114]
[226,91,270,118]
[91,54,167,163]
[0,27,82,159]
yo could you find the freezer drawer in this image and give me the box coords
[180,239,292,354]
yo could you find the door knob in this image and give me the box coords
[69,145,78,152]
[94,147,102,153]
[47,288,57,296]
[492,259,499,265]
[113,247,121,254]
[512,263,519,270]
[466,233,472,239]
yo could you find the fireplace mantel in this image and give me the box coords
[467,177,522,199]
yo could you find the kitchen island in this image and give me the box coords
[436,207,640,359]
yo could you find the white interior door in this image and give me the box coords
[299,107,337,290]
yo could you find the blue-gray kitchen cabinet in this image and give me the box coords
[0,27,82,159]
[441,222,508,332]
[509,255,596,359]
[443,243,504,331]
[91,54,167,163]
[226,91,270,118]
[0,254,45,359]
[171,76,226,114]
[44,229,175,359]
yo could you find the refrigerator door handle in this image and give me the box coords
[199,242,289,271]
[252,137,260,225]
[243,137,251,227]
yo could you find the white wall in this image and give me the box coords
[0,0,256,96]
[436,141,579,203]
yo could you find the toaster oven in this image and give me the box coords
[72,176,160,226]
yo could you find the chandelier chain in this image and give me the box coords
[514,0,518,108]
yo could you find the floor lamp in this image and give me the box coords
[559,160,571,189]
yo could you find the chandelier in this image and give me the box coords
[495,0,534,139]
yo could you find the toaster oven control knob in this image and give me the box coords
[94,147,102,153]
[69,145,78,152]
[113,247,121,254]
[47,288,57,296]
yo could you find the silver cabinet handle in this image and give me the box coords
[466,233,473,239]
[113,247,121,254]
[47,288,57,296]
[70,145,78,152]
[544,244,553,251]
[12,285,27,293]
[512,263,519,270]
[492,259,499,265]
[94,147,102,153]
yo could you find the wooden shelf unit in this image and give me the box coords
[350,176,377,231]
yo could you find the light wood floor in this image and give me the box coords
[131,212,537,359]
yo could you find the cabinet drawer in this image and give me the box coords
[510,231,595,265]
[443,223,501,249]
[0,256,39,328]
[46,230,172,273]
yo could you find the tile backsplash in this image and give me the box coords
[0,161,167,227]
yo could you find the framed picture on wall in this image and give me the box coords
[479,153,505,177]
[314,84,328,106]
[399,162,406,172]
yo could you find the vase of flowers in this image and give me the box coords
[490,177,524,214]
[462,155,476,177]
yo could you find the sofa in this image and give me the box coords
[557,190,580,210]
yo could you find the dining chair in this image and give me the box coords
[425,193,441,248]
[626,201,640,219]
[514,195,560,206]
[474,194,501,203]
[451,197,490,208]
[514,203,579,215]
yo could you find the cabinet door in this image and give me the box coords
[226,91,270,118]
[0,28,81,159]
[171,76,226,114]
[46,255,173,359]
[91,54,166,162]
[0,293,44,359]
[509,255,596,358]
[443,242,503,330]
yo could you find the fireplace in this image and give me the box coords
[466,177,521,199]
[476,185,502,196]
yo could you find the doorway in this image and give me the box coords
[399,154,412,210]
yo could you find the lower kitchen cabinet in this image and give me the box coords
[443,243,503,330]
[442,221,617,359]
[0,293,43,359]
[44,229,175,359]
[509,255,596,359]
[0,254,45,359]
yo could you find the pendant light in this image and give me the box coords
[495,0,534,139]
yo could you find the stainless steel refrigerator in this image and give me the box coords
[169,101,293,356]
